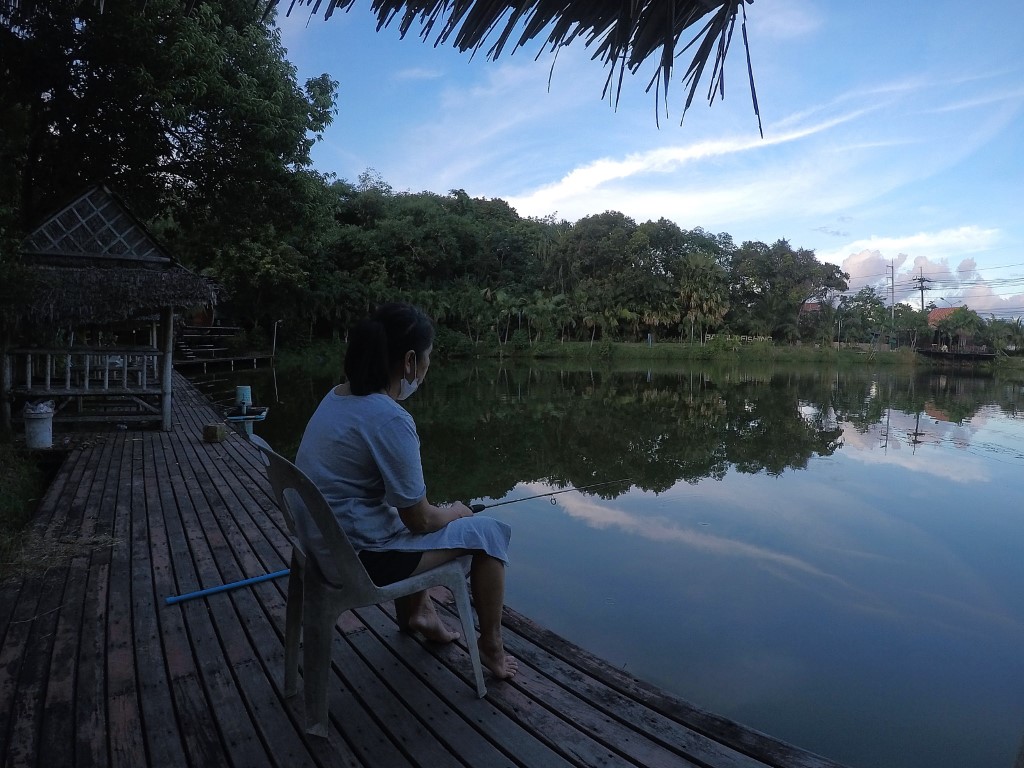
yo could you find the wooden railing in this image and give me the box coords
[4,346,163,396]
[2,345,174,429]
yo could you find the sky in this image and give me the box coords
[275,0,1024,317]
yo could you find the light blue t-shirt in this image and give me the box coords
[296,389,425,553]
[295,387,512,584]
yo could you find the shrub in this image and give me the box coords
[433,326,477,359]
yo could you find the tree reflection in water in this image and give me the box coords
[240,361,1022,506]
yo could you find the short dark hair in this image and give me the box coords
[345,303,434,396]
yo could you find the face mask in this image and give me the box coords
[397,359,419,401]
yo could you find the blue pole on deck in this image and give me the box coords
[165,568,291,605]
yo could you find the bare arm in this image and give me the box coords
[398,498,473,533]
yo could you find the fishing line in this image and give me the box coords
[468,478,631,513]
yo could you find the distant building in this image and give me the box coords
[926,306,959,328]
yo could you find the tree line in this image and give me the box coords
[3,0,1020,354]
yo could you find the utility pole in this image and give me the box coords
[910,268,933,311]
[889,262,896,347]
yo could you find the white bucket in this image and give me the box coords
[235,386,252,407]
[24,411,54,450]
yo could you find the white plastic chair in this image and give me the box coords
[248,434,305,701]
[249,436,487,737]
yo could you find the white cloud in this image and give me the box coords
[393,67,444,81]
[749,0,822,39]
[819,227,1001,268]
[927,87,1024,114]
[505,108,867,221]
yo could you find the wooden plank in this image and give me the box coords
[5,436,114,768]
[320,621,459,767]
[502,609,847,768]
[36,542,97,763]
[158,428,261,764]
[30,445,83,535]
[342,609,516,767]
[75,560,111,768]
[0,446,82,653]
[377,602,666,768]
[0,579,26,706]
[129,435,189,767]
[0,565,70,768]
[162,427,318,768]
[358,602,575,768]
[148,431,231,767]
[0,447,87,763]
[426,594,766,768]
[496,621,762,768]
[2,561,74,765]
[74,431,122,768]
[158,430,280,767]
[105,435,147,767]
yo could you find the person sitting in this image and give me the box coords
[295,302,517,680]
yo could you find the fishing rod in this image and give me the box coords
[469,478,631,512]
[166,478,631,605]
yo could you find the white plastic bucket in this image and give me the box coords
[235,386,252,407]
[24,411,54,450]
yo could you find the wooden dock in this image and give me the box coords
[0,373,847,768]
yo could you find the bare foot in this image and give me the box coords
[479,639,518,680]
[397,593,460,644]
[406,611,460,644]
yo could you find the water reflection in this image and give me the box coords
[193,361,1024,768]
[214,362,1024,500]
[543,486,847,584]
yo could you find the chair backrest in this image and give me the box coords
[249,434,301,544]
[248,433,274,466]
[252,440,378,591]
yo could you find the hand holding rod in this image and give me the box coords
[466,478,631,513]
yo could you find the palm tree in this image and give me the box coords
[1012,317,1024,354]
[678,252,728,343]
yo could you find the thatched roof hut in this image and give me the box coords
[2,185,215,334]
[1,185,216,432]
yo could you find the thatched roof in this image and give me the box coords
[22,185,172,265]
[5,264,217,329]
[282,0,760,129]
[2,186,217,332]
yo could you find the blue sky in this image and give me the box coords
[276,1,1024,317]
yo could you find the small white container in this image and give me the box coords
[24,410,54,449]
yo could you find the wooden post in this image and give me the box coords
[1,351,11,430]
[160,306,174,431]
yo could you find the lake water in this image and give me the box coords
[194,359,1024,768]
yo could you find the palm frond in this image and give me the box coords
[280,0,760,125]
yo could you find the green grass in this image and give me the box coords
[0,443,46,573]
[276,334,961,369]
